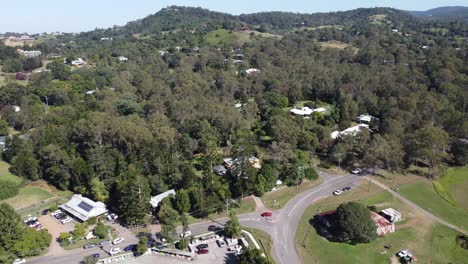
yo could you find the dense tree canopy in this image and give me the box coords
[336,202,377,244]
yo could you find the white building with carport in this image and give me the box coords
[60,194,108,222]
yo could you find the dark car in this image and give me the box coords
[197,248,209,254]
[42,209,49,215]
[56,213,66,220]
[83,243,97,249]
[342,186,351,191]
[124,244,136,252]
[99,240,110,246]
[196,244,209,250]
[91,253,100,258]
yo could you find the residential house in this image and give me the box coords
[118,56,128,62]
[12,105,21,112]
[150,189,176,208]
[290,107,326,117]
[371,211,395,236]
[60,194,108,222]
[330,124,370,139]
[0,136,6,151]
[71,58,86,66]
[223,156,262,171]
[246,68,260,75]
[17,49,41,57]
[356,114,377,124]
[214,165,227,176]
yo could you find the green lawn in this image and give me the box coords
[399,181,468,230]
[4,186,55,209]
[205,29,248,45]
[261,178,323,210]
[187,197,256,224]
[0,160,24,186]
[438,167,468,210]
[295,185,468,263]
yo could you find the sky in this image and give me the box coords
[1,0,467,33]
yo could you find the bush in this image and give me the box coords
[456,235,468,249]
[304,167,318,180]
[58,232,72,246]
[49,204,58,212]
[176,237,189,250]
[318,161,333,169]
[0,181,19,200]
[93,221,110,239]
[87,216,97,225]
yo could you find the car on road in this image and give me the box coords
[112,237,125,245]
[99,240,110,246]
[333,189,343,195]
[342,186,351,191]
[197,248,209,254]
[179,231,192,237]
[351,168,362,175]
[216,239,226,247]
[196,244,209,250]
[110,248,121,255]
[124,244,136,252]
[83,243,97,249]
[91,253,100,258]
[60,217,72,224]
[261,212,272,217]
[13,259,26,264]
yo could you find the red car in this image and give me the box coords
[197,249,209,254]
[261,212,272,217]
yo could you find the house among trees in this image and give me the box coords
[371,211,395,236]
[330,124,370,139]
[118,56,128,61]
[214,165,227,176]
[71,58,86,66]
[290,107,326,117]
[17,49,42,57]
[245,68,260,75]
[223,157,262,170]
[380,208,402,223]
[150,189,176,208]
[60,194,108,222]
[356,114,377,124]
[0,136,6,151]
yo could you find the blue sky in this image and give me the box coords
[1,0,467,33]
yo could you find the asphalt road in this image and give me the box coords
[27,172,363,264]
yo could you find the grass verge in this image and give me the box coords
[261,178,323,210]
[245,228,276,264]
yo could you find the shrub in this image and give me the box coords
[304,167,318,180]
[318,161,332,169]
[49,204,58,212]
[456,235,468,249]
[87,216,97,225]
[0,181,19,200]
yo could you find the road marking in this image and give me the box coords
[287,176,353,217]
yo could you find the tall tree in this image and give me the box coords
[115,165,151,225]
[336,202,377,244]
[224,210,242,238]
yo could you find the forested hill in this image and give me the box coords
[408,6,468,23]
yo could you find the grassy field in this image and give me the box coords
[318,41,359,53]
[437,167,468,210]
[0,160,24,185]
[205,29,281,46]
[295,183,468,263]
[261,178,323,210]
[399,180,468,230]
[246,228,276,264]
[187,196,256,224]
[4,186,55,209]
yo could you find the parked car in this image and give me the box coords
[197,248,209,254]
[34,224,42,230]
[13,259,26,264]
[99,240,110,246]
[42,209,49,215]
[179,231,192,238]
[91,253,100,258]
[83,243,97,249]
[109,248,121,255]
[261,212,272,217]
[196,244,209,250]
[106,213,118,221]
[124,244,136,252]
[333,189,343,195]
[351,168,362,175]
[55,213,66,220]
[216,239,226,247]
[51,210,62,217]
[112,237,125,245]
[342,186,351,191]
[60,217,72,224]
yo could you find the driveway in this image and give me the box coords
[39,215,74,256]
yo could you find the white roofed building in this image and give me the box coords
[246,68,260,75]
[118,56,128,61]
[356,114,377,124]
[60,194,108,222]
[150,189,176,208]
[290,107,326,117]
[331,124,370,139]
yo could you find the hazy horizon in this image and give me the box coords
[1,0,467,34]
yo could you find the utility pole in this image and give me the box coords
[225,199,229,216]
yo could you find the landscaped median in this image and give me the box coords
[294,183,468,263]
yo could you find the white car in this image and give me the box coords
[333,189,343,195]
[51,210,62,217]
[13,259,26,264]
[60,217,72,224]
[106,213,118,221]
[351,168,362,175]
[112,237,125,245]
[110,248,121,255]
[216,239,226,247]
[180,231,192,238]
[397,249,413,258]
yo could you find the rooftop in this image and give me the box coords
[150,189,176,208]
[60,194,108,222]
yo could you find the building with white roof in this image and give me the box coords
[330,124,370,139]
[356,114,376,124]
[290,107,326,116]
[60,194,108,222]
[246,68,260,75]
[71,58,86,66]
[380,208,402,223]
[150,189,176,208]
[118,56,128,61]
